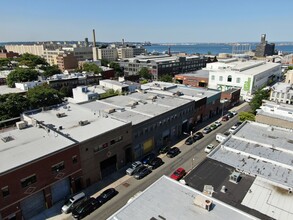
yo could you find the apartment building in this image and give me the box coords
[5,44,45,57]
[269,82,293,104]
[56,53,78,71]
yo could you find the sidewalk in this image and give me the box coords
[33,101,249,220]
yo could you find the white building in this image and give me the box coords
[256,100,293,129]
[99,79,129,93]
[270,82,293,104]
[72,85,105,103]
[5,44,45,56]
[93,47,118,61]
[206,59,281,99]
[15,81,43,91]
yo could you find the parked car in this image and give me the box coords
[141,153,156,165]
[96,188,118,205]
[159,145,170,154]
[229,121,242,133]
[166,147,180,158]
[193,132,204,141]
[62,192,87,214]
[126,161,143,176]
[134,166,152,179]
[185,137,194,145]
[221,115,229,122]
[227,112,234,118]
[170,167,186,181]
[203,127,212,134]
[210,124,217,130]
[214,121,222,127]
[72,197,100,219]
[204,144,215,153]
[231,111,238,116]
[149,157,163,169]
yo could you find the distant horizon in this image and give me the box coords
[2,41,293,45]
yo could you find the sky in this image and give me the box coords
[1,0,293,43]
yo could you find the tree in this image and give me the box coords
[138,67,152,80]
[249,89,270,113]
[101,59,109,67]
[6,68,39,87]
[82,63,102,74]
[0,58,11,68]
[288,66,293,70]
[238,112,255,122]
[18,53,48,67]
[0,93,30,120]
[159,74,173,82]
[40,65,61,78]
[109,62,123,77]
[27,84,63,108]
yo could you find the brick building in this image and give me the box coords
[56,53,78,71]
[175,70,209,88]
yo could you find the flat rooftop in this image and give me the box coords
[142,81,220,100]
[82,92,192,125]
[0,125,75,174]
[108,176,258,220]
[176,69,210,78]
[208,121,293,189]
[0,85,26,95]
[271,82,293,92]
[27,103,128,142]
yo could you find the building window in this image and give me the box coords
[99,143,109,151]
[219,76,223,81]
[110,136,123,145]
[21,174,37,188]
[52,161,65,174]
[72,156,78,164]
[211,75,215,80]
[227,75,232,82]
[1,186,9,198]
[236,77,241,83]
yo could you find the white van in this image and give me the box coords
[61,192,86,214]
[216,132,230,143]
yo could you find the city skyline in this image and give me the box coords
[1,0,293,43]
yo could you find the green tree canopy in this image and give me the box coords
[101,59,109,67]
[6,68,39,87]
[0,58,11,68]
[18,53,48,67]
[40,65,61,78]
[238,112,255,122]
[249,89,270,113]
[138,67,152,79]
[159,74,173,82]
[82,63,102,74]
[27,84,63,108]
[0,93,30,120]
[109,62,123,77]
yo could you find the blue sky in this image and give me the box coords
[1,0,293,43]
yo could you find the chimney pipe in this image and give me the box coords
[93,29,96,47]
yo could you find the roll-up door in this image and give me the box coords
[51,178,71,204]
[20,190,45,220]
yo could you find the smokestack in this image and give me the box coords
[93,29,96,47]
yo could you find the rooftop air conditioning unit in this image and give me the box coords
[79,120,90,126]
[16,121,27,130]
[104,108,115,114]
[193,195,213,212]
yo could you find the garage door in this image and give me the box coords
[20,190,45,220]
[51,178,71,204]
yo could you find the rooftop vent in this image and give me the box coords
[116,108,125,112]
[1,136,14,143]
[104,108,115,114]
[138,100,147,104]
[193,195,213,212]
[56,113,67,118]
[147,95,157,100]
[173,91,183,96]
[79,120,90,126]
